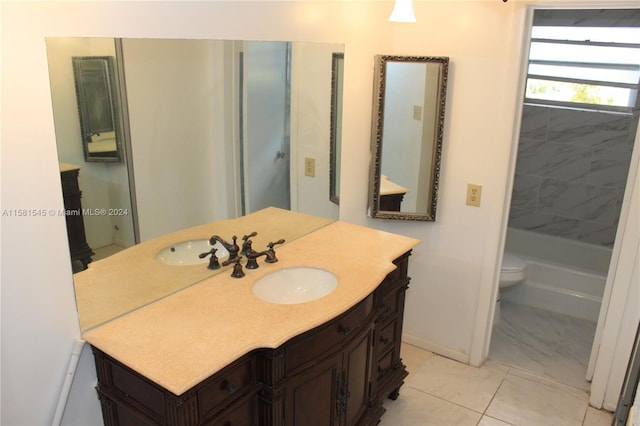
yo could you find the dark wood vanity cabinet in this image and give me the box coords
[60,167,93,270]
[92,251,411,426]
[379,193,405,212]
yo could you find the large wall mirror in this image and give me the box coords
[369,55,448,221]
[46,38,344,330]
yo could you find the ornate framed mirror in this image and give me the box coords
[72,56,124,162]
[330,52,344,205]
[369,55,449,221]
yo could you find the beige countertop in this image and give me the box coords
[59,162,81,172]
[74,207,333,332]
[380,175,409,196]
[83,218,419,396]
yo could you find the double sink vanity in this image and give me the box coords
[77,208,419,425]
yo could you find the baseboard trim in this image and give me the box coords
[402,333,470,365]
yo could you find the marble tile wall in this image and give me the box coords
[509,105,638,247]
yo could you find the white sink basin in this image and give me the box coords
[252,267,337,304]
[156,239,229,266]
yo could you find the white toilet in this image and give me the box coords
[494,252,527,325]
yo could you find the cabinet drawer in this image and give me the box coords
[96,389,155,426]
[203,390,258,426]
[109,361,165,420]
[378,319,397,355]
[286,294,374,372]
[378,254,410,295]
[198,356,256,418]
[378,290,399,324]
[377,348,396,380]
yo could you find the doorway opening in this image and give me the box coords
[239,41,292,216]
[490,8,640,392]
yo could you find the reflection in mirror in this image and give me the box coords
[330,53,344,205]
[369,55,448,221]
[47,38,137,271]
[46,37,344,330]
[72,56,124,162]
[47,38,343,260]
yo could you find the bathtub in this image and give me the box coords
[501,228,612,322]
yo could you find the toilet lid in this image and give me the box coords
[502,253,526,271]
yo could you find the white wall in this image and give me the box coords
[375,1,526,362]
[2,1,638,424]
[291,41,342,219]
[123,38,221,241]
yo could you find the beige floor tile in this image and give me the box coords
[478,415,514,426]
[582,406,614,425]
[485,373,588,426]
[409,354,507,412]
[380,386,483,426]
[401,342,433,382]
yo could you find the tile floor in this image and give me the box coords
[490,301,596,391]
[381,301,614,425]
[92,244,126,261]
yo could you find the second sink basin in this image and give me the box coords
[156,239,229,266]
[252,267,338,304]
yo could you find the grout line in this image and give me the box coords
[405,384,486,416]
[477,375,508,425]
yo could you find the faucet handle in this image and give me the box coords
[241,232,257,254]
[267,239,285,249]
[225,236,240,261]
[265,239,285,263]
[199,248,221,270]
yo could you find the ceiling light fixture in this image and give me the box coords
[388,0,416,23]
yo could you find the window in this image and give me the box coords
[525,24,640,112]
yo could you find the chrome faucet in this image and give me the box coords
[209,235,240,261]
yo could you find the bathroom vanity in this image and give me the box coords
[81,210,418,425]
[59,163,93,270]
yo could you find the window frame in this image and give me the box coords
[524,34,640,114]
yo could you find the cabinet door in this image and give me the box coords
[342,325,374,426]
[284,353,341,426]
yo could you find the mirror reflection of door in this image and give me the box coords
[242,41,291,215]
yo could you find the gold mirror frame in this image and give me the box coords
[369,55,448,221]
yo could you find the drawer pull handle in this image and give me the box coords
[380,306,392,319]
[339,326,351,336]
[225,383,237,394]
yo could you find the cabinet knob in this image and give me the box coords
[339,326,351,336]
[225,382,237,394]
[381,336,390,345]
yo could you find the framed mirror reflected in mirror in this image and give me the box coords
[72,56,124,162]
[369,55,448,221]
[330,52,344,205]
